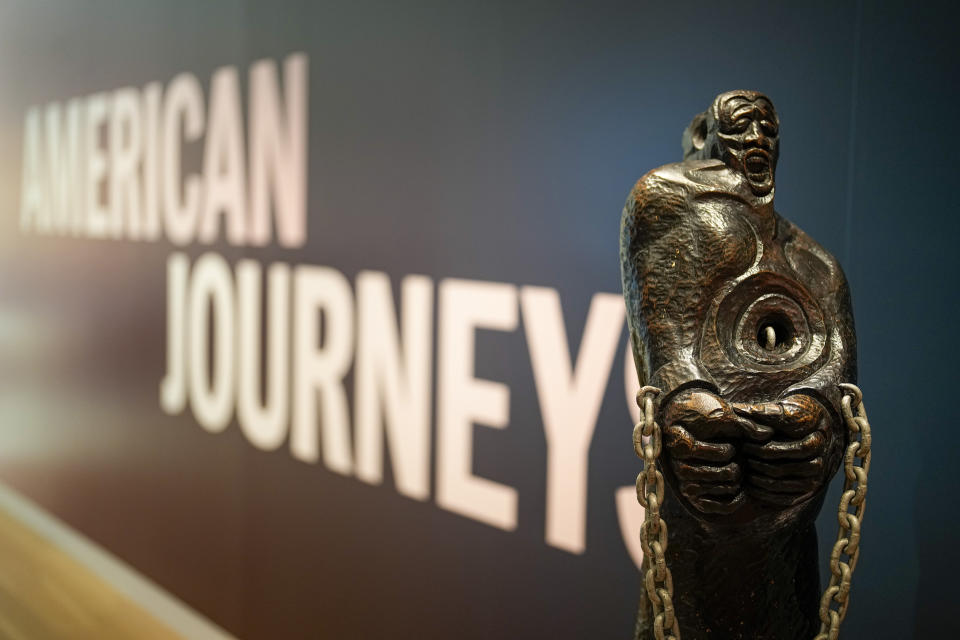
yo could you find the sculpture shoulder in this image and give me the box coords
[778,215,849,292]
[621,160,758,273]
[627,159,744,214]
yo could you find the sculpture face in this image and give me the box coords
[715,91,779,196]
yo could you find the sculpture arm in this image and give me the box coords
[620,169,719,399]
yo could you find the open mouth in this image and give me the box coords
[743,148,771,184]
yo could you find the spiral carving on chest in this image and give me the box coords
[716,272,827,374]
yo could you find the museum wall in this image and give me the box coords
[0,0,956,637]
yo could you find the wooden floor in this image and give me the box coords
[0,504,181,640]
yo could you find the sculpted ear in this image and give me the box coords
[682,112,708,160]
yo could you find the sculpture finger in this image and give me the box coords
[741,431,825,460]
[681,482,742,500]
[746,486,814,507]
[665,390,772,441]
[747,474,818,494]
[732,415,774,442]
[731,395,824,438]
[692,492,747,515]
[673,460,742,483]
[665,424,736,463]
[682,407,773,441]
[746,457,824,478]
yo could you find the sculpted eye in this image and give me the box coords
[761,120,778,136]
[734,117,751,132]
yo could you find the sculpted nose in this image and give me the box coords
[745,120,766,146]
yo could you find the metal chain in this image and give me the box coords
[633,383,871,640]
[814,383,871,640]
[633,385,680,640]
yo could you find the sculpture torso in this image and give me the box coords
[629,159,854,406]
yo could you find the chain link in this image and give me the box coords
[633,384,871,640]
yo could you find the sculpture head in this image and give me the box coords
[683,90,780,197]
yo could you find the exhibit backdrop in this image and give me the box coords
[1,0,957,637]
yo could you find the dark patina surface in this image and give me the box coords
[620,91,857,639]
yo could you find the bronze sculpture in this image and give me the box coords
[620,91,871,639]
